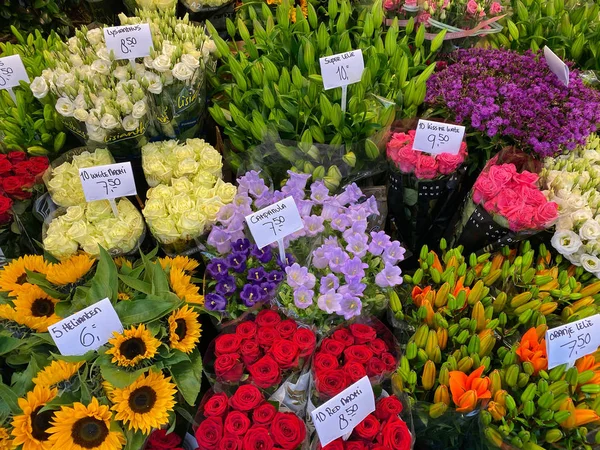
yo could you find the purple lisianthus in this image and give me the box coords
[317,289,342,314]
[294,287,314,309]
[251,245,273,263]
[383,241,406,265]
[368,231,392,256]
[341,257,368,283]
[207,229,232,254]
[240,284,262,307]
[310,181,330,204]
[338,295,362,319]
[205,293,227,311]
[259,282,277,299]
[320,274,340,294]
[232,238,251,255]
[304,215,325,237]
[215,275,236,296]
[227,253,247,273]
[375,264,403,287]
[268,270,285,283]
[331,213,351,232]
[248,267,268,283]
[327,247,350,273]
[206,258,229,279]
[285,263,311,289]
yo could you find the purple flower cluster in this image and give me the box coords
[425,48,600,157]
[204,238,293,312]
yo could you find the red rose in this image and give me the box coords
[195,417,223,449]
[229,385,264,411]
[320,439,344,450]
[242,426,274,450]
[214,354,244,383]
[28,157,49,176]
[293,328,316,358]
[367,339,388,355]
[240,339,262,366]
[320,338,345,357]
[343,345,374,365]
[314,352,339,374]
[0,195,13,224]
[375,396,404,421]
[2,175,33,200]
[7,152,27,163]
[255,310,281,327]
[236,321,258,339]
[366,357,386,377]
[345,442,368,450]
[147,429,182,449]
[270,412,306,450]
[257,327,279,350]
[353,414,380,441]
[315,369,348,398]
[224,411,251,436]
[348,324,377,344]
[381,352,397,372]
[218,435,242,450]
[12,161,32,177]
[343,361,367,384]
[253,402,277,425]
[248,355,282,389]
[382,417,411,450]
[275,319,298,339]
[203,392,229,417]
[0,159,12,177]
[332,329,355,347]
[269,339,300,370]
[215,334,242,356]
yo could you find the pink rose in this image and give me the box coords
[513,170,538,187]
[437,143,467,175]
[416,12,431,24]
[517,184,546,207]
[387,133,418,174]
[384,0,396,10]
[495,188,523,219]
[466,0,478,15]
[535,201,558,227]
[488,163,516,190]
[472,172,496,204]
[489,1,503,14]
[414,154,439,179]
[405,0,417,5]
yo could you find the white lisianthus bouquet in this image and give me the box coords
[142,138,223,186]
[43,198,145,260]
[543,134,600,275]
[43,148,114,207]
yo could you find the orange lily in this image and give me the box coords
[453,276,470,298]
[431,252,443,273]
[516,327,547,375]
[448,366,491,413]
[558,398,600,429]
[412,286,435,307]
[575,355,600,385]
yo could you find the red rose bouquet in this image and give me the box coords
[195,385,308,450]
[386,127,468,253]
[316,395,413,450]
[144,429,183,450]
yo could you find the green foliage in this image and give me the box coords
[0,0,82,40]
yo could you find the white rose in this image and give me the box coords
[199,199,224,221]
[579,219,600,242]
[216,182,237,204]
[581,253,600,274]
[63,205,86,223]
[148,184,175,201]
[174,158,200,178]
[194,171,217,188]
[153,55,172,73]
[181,53,200,71]
[132,100,147,119]
[87,28,104,46]
[122,115,140,132]
[177,211,206,239]
[172,62,194,82]
[198,147,222,176]
[149,217,180,244]
[30,77,49,99]
[551,230,583,256]
[86,200,113,222]
[67,220,90,243]
[74,108,89,121]
[168,194,195,215]
[100,114,120,130]
[143,198,167,220]
[55,97,74,117]
[171,177,194,194]
[91,59,111,75]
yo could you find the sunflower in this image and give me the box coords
[0,304,48,334]
[168,306,202,354]
[169,268,204,305]
[47,397,125,450]
[0,255,51,297]
[111,371,176,434]
[45,254,95,287]
[113,257,132,269]
[159,256,199,274]
[13,285,60,332]
[106,325,161,368]
[11,385,58,450]
[102,381,114,401]
[32,361,83,389]
[117,292,131,301]
[0,427,11,450]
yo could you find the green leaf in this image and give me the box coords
[163,349,191,366]
[87,247,118,304]
[114,295,181,326]
[118,275,153,295]
[10,355,44,397]
[0,335,23,355]
[0,381,20,414]
[50,351,96,363]
[98,356,148,389]
[169,348,202,406]
[124,429,147,450]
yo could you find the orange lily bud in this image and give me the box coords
[434,384,450,405]
[422,360,437,391]
[488,401,506,421]
[558,398,577,429]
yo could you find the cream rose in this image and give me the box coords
[149,217,180,244]
[216,182,237,204]
[174,159,200,178]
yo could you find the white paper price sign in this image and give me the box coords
[103,24,153,61]
[79,162,137,202]
[544,46,569,87]
[319,49,365,90]
[49,298,123,356]
[245,196,303,250]
[311,376,375,446]
[413,119,466,156]
[546,314,600,369]
[0,55,29,89]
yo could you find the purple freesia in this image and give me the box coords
[369,231,392,256]
[294,287,314,309]
[338,295,362,319]
[205,293,227,311]
[317,289,342,314]
[206,258,229,279]
[320,274,340,294]
[240,284,262,307]
[375,264,403,287]
[215,275,236,296]
[207,229,232,254]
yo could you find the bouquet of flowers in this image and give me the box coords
[194,385,308,450]
[543,134,600,276]
[144,429,185,450]
[387,127,468,253]
[124,0,177,12]
[452,149,558,254]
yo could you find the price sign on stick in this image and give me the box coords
[49,298,123,356]
[103,24,153,63]
[79,162,137,217]
[413,119,466,156]
[311,376,376,446]
[544,46,570,87]
[0,55,30,103]
[546,314,600,369]
[319,50,365,112]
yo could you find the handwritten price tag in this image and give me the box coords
[0,55,29,89]
[546,314,600,369]
[544,46,569,87]
[413,119,466,156]
[103,24,153,60]
[49,298,123,356]
[319,49,365,90]
[79,162,137,202]
[311,376,375,446]
[245,196,303,249]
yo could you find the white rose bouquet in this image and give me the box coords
[543,134,600,276]
[43,198,145,260]
[42,148,114,207]
[142,138,222,186]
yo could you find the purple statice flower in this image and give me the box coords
[341,257,368,283]
[294,287,314,309]
[310,181,330,204]
[205,293,227,311]
[345,233,369,258]
[227,253,247,273]
[206,258,229,279]
[317,289,342,314]
[215,275,236,296]
[320,274,340,294]
[338,282,366,298]
[240,284,262,307]
[304,215,325,237]
[338,295,362,319]
[312,246,329,269]
[327,247,350,273]
[232,238,251,256]
[259,282,277,299]
[268,270,285,283]
[335,183,363,206]
[285,263,312,289]
[331,213,351,232]
[207,229,232,254]
[375,264,403,288]
[251,245,273,263]
[369,231,392,256]
[383,241,406,265]
[248,267,268,283]
[296,199,314,217]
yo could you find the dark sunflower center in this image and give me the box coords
[120,337,146,360]
[71,417,109,449]
[31,406,54,441]
[128,386,157,414]
[16,273,28,284]
[31,298,55,317]
[175,319,187,340]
